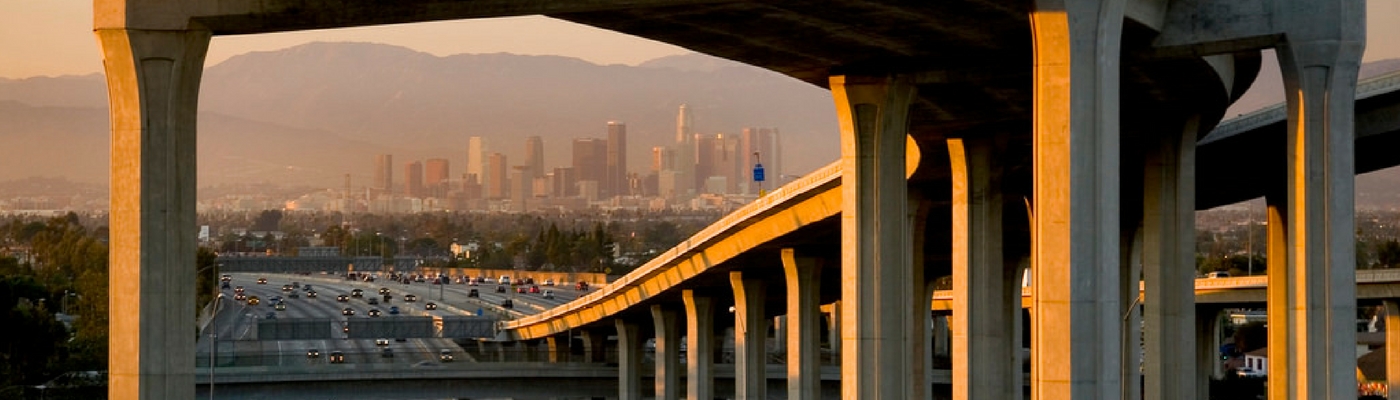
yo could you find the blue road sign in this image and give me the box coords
[753,164,765,182]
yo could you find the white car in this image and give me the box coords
[375,338,390,346]
[1235,367,1265,378]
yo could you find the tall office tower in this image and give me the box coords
[652,146,675,172]
[425,158,449,198]
[606,121,628,197]
[374,154,393,192]
[467,136,487,186]
[524,136,545,179]
[693,133,714,192]
[711,133,740,194]
[510,166,533,212]
[740,128,781,194]
[572,138,608,191]
[674,105,695,197]
[486,152,509,199]
[343,174,352,212]
[404,161,424,197]
[462,173,482,200]
[553,167,577,197]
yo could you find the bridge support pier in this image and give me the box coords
[949,136,1020,400]
[615,320,642,400]
[782,249,822,400]
[1028,0,1126,398]
[582,329,604,363]
[730,271,767,400]
[830,74,920,400]
[824,301,841,360]
[1385,300,1400,400]
[1267,32,1364,400]
[651,305,680,400]
[1195,306,1223,400]
[1142,121,1198,400]
[544,336,560,363]
[97,27,211,400]
[683,290,714,400]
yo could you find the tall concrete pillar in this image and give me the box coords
[1195,306,1221,400]
[1385,300,1400,400]
[497,341,508,362]
[1028,0,1125,398]
[683,290,714,400]
[826,301,842,360]
[651,305,681,400]
[730,271,766,400]
[829,74,918,400]
[1268,30,1364,400]
[97,28,211,400]
[782,249,822,400]
[948,137,1020,400]
[616,320,642,400]
[545,336,561,363]
[932,314,950,358]
[1142,123,1197,400]
[1120,228,1142,400]
[582,329,604,363]
[773,316,787,354]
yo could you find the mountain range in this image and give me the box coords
[0,42,1397,208]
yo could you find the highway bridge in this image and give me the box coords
[92,0,1381,399]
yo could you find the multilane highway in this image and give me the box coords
[198,272,595,370]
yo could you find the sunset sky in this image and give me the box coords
[2,1,1398,79]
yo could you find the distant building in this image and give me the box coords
[404,160,424,198]
[486,152,508,200]
[524,136,545,179]
[374,154,393,192]
[606,121,628,197]
[467,136,487,187]
[425,158,449,197]
[740,127,780,194]
[511,165,533,212]
[553,167,577,198]
[572,138,607,194]
[675,104,696,198]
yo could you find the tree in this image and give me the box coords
[1377,239,1400,268]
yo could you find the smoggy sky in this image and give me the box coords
[1,1,1399,79]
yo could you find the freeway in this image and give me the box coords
[197,272,595,371]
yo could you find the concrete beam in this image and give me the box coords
[1029,0,1126,398]
[97,27,210,400]
[781,249,822,400]
[682,290,714,400]
[948,136,1019,400]
[829,74,918,400]
[651,305,680,400]
[1268,33,1364,399]
[730,271,766,400]
[1142,119,1198,400]
[1386,300,1400,400]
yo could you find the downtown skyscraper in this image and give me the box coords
[740,128,781,194]
[404,160,424,198]
[374,154,393,193]
[673,104,695,198]
[467,136,487,187]
[606,121,628,197]
[524,136,545,179]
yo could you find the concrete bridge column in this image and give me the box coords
[782,248,822,400]
[829,74,919,400]
[1195,306,1222,400]
[616,320,642,400]
[683,290,714,400]
[1028,0,1126,398]
[1385,300,1400,400]
[1268,30,1365,400]
[496,342,508,362]
[1142,122,1198,400]
[932,314,950,359]
[773,316,787,355]
[824,301,841,360]
[948,136,1019,400]
[651,305,681,400]
[545,336,560,363]
[97,27,211,400]
[730,271,766,400]
[582,329,604,363]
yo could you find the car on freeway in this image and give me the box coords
[234,293,247,301]
[274,302,287,311]
[500,299,514,309]
[516,287,528,294]
[388,306,399,315]
[220,282,230,289]
[543,290,555,300]
[220,274,232,283]
[307,291,317,298]
[368,309,381,317]
[467,289,479,298]
[367,297,379,305]
[381,348,394,358]
[522,278,535,285]
[234,286,244,294]
[303,284,313,291]
[425,302,438,310]
[292,282,300,289]
[342,325,350,333]
[342,308,355,316]
[247,296,260,306]
[351,289,363,298]
[375,338,389,346]
[528,285,540,294]
[336,294,349,302]
[328,351,345,364]
[1236,368,1266,378]
[379,287,391,295]
[495,286,506,293]
[282,284,293,292]
[467,279,478,286]
[575,281,590,291]
[288,291,299,299]
[306,349,320,359]
[415,276,426,283]
[543,278,555,286]
[256,277,267,285]
[404,294,417,302]
[395,337,407,342]
[499,276,511,285]
[439,349,454,362]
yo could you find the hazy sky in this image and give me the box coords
[2,1,1399,79]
